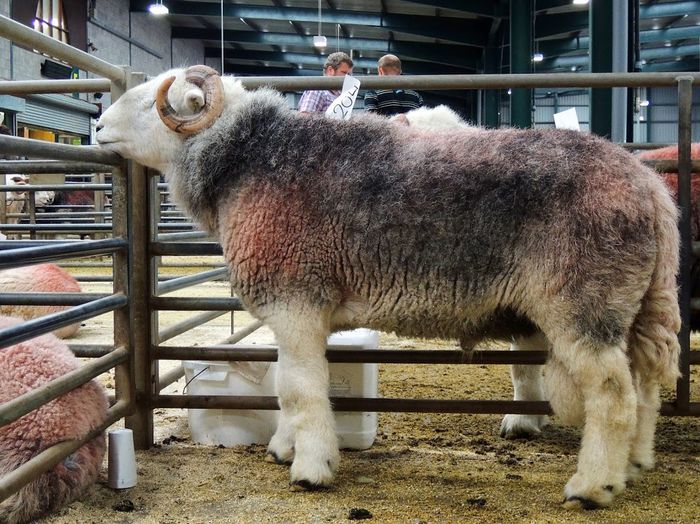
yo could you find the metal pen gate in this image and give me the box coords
[0,12,698,506]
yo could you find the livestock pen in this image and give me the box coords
[0,14,699,522]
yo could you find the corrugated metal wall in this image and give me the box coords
[498,87,698,142]
[17,94,97,136]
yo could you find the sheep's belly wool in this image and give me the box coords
[0,315,108,524]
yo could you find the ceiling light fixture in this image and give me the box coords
[572,0,589,5]
[148,1,168,15]
[313,0,327,49]
[532,53,544,62]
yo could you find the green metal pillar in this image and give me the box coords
[509,0,533,128]
[483,45,500,128]
[590,0,614,138]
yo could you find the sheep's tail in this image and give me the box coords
[0,434,105,524]
[628,174,682,387]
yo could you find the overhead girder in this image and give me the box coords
[539,25,700,58]
[131,0,490,46]
[172,27,482,69]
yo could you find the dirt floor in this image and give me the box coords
[34,258,700,523]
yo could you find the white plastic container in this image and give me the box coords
[183,358,279,446]
[327,329,379,450]
[183,328,379,450]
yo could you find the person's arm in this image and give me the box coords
[363,91,378,112]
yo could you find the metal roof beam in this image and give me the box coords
[540,24,700,56]
[173,28,482,68]
[401,0,507,18]
[131,1,488,46]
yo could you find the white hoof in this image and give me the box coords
[500,414,548,439]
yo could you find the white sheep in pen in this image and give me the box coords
[95,65,680,509]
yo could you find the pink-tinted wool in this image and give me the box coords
[0,315,108,524]
[639,144,700,238]
[0,263,82,338]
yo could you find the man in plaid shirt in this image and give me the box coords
[298,52,354,114]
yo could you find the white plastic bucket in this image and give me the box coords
[183,328,380,449]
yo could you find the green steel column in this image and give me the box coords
[590,0,614,138]
[483,45,500,128]
[510,0,533,128]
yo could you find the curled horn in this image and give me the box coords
[155,65,225,136]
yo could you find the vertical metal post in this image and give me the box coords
[110,71,136,423]
[121,71,156,449]
[27,192,36,240]
[509,0,532,129]
[676,76,693,414]
[589,0,614,138]
[94,172,105,239]
[483,45,500,128]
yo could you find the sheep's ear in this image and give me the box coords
[185,88,206,112]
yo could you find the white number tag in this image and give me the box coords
[325,76,362,121]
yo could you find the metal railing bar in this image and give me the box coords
[0,399,130,504]
[0,135,122,166]
[0,294,127,349]
[219,320,264,345]
[151,395,699,416]
[158,365,185,392]
[641,159,700,173]
[152,395,554,414]
[0,161,112,174]
[0,346,128,428]
[153,346,552,364]
[0,15,125,83]
[0,183,112,191]
[0,78,111,95]
[151,297,244,311]
[156,231,211,242]
[238,71,700,92]
[152,242,223,256]
[155,268,229,296]
[622,143,673,150]
[0,293,110,306]
[0,238,126,268]
[69,344,114,358]
[157,310,228,344]
[2,224,113,231]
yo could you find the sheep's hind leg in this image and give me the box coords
[627,374,660,481]
[555,338,637,509]
[500,333,549,439]
[266,308,339,489]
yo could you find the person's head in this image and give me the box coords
[323,52,353,77]
[377,54,402,76]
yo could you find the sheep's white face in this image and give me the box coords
[97,69,203,172]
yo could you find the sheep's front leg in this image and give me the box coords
[500,333,549,439]
[266,310,339,489]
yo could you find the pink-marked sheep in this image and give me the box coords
[0,264,82,338]
[0,315,108,524]
[95,65,680,508]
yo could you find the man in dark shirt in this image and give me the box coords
[363,54,423,116]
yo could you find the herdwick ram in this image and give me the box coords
[0,315,108,524]
[95,65,681,509]
[0,263,82,338]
